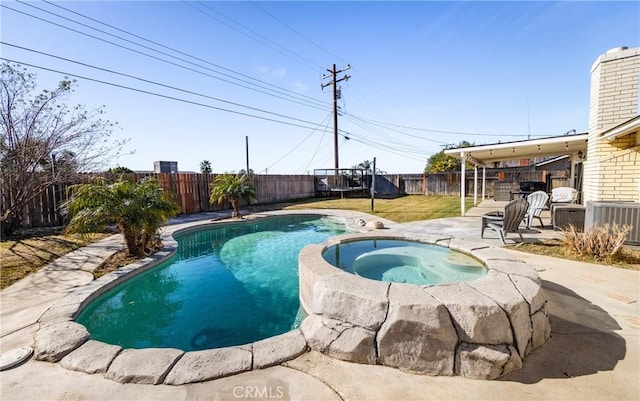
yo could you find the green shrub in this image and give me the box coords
[561,223,631,261]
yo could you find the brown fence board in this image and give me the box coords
[13,169,570,230]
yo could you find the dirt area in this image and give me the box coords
[92,249,142,279]
[0,229,111,289]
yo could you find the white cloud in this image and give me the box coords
[292,80,309,94]
[258,66,287,80]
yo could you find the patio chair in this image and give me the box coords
[481,198,529,244]
[524,190,549,229]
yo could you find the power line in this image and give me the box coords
[1,57,334,132]
[347,113,542,138]
[321,64,351,169]
[244,2,401,123]
[41,0,327,109]
[1,42,331,128]
[5,2,330,112]
[298,113,333,173]
[344,114,446,149]
[249,1,344,63]
[343,132,428,162]
[183,0,322,72]
[261,112,333,173]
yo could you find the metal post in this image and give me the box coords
[245,136,249,174]
[460,152,466,216]
[371,157,376,213]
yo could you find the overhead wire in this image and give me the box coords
[347,113,543,138]
[249,1,344,63]
[41,0,328,109]
[341,112,443,157]
[6,1,481,170]
[247,3,541,144]
[249,2,407,124]
[260,111,334,173]
[0,57,335,132]
[343,113,444,150]
[184,1,322,72]
[244,1,460,167]
[296,112,332,174]
[1,42,325,128]
[338,94,441,159]
[342,133,428,162]
[6,1,330,112]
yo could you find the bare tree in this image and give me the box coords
[0,62,127,236]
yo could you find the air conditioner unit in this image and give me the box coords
[585,201,640,244]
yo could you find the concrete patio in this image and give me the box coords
[1,211,638,401]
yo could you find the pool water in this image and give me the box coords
[323,239,486,285]
[76,215,347,351]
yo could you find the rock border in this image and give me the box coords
[298,232,551,379]
[31,213,550,384]
[31,212,371,386]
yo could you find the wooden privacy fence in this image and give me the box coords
[425,170,570,197]
[16,170,569,230]
[18,173,318,229]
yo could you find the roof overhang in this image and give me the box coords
[444,133,588,165]
[600,115,640,141]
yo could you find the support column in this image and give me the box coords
[570,153,577,188]
[482,166,486,202]
[473,165,478,206]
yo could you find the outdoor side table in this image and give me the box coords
[481,211,504,238]
[552,205,585,231]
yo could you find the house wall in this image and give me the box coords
[583,47,640,203]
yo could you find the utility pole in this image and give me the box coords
[322,64,351,170]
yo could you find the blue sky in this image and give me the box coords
[1,1,638,174]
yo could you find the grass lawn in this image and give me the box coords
[275,195,473,223]
[2,195,637,290]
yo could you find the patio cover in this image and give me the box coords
[600,114,640,141]
[444,133,588,215]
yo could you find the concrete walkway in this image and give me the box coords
[1,212,638,400]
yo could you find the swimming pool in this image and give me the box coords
[322,239,486,285]
[76,215,347,351]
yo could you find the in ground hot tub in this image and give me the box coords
[322,239,486,285]
[298,233,551,380]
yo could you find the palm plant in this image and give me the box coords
[63,176,179,256]
[200,160,212,174]
[209,173,256,218]
[357,160,372,173]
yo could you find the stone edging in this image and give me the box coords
[298,232,551,380]
[31,212,372,385]
[31,214,550,384]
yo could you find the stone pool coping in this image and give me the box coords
[31,211,381,385]
[31,211,549,384]
[298,232,551,379]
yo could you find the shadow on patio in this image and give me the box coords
[501,279,625,384]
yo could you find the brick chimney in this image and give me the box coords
[583,47,640,203]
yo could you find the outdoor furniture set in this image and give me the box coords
[482,186,584,243]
